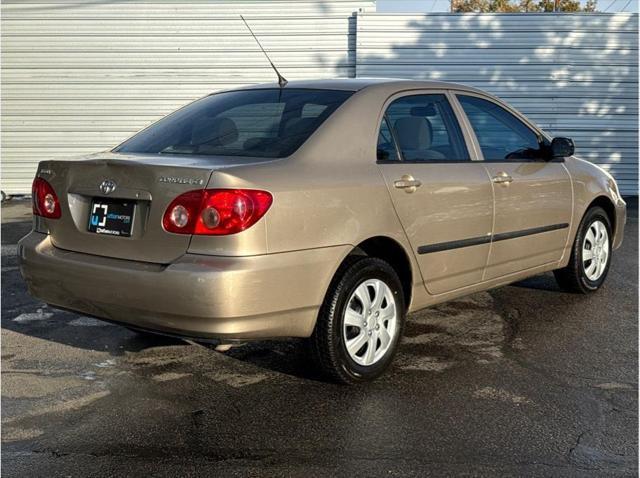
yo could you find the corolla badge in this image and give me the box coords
[99,179,117,195]
[158,176,204,186]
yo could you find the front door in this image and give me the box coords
[455,93,573,280]
[376,92,494,295]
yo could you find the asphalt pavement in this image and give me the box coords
[2,198,637,477]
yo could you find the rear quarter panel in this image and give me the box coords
[202,88,412,254]
[198,87,426,306]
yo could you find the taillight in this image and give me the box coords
[162,189,273,235]
[32,177,61,219]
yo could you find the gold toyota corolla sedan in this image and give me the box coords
[19,79,626,383]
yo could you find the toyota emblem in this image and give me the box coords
[99,179,117,195]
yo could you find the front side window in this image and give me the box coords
[457,95,545,161]
[116,88,353,159]
[382,94,469,162]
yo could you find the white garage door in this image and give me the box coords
[1,0,374,194]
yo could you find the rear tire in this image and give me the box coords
[308,256,406,384]
[554,206,612,294]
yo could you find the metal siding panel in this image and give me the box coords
[1,1,374,17]
[356,12,639,195]
[0,0,374,194]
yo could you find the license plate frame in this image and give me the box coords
[87,198,135,237]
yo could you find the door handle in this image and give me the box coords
[492,172,513,185]
[394,175,422,193]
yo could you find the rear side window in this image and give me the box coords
[383,94,469,162]
[457,95,544,161]
[377,117,399,161]
[116,88,353,159]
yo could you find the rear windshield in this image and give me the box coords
[115,88,353,158]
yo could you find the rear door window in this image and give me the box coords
[116,89,353,159]
[377,117,399,161]
[383,94,469,162]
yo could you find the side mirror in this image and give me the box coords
[550,137,575,159]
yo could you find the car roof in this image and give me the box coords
[227,77,549,143]
[229,78,484,94]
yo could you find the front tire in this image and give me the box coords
[554,206,612,294]
[308,256,406,384]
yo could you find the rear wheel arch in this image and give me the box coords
[344,236,414,309]
[309,255,406,383]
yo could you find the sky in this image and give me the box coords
[376,0,639,13]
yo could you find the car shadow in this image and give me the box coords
[198,339,327,382]
[1,304,187,356]
[509,273,562,292]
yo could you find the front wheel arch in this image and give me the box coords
[584,196,616,243]
[555,205,613,294]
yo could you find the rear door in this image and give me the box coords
[453,93,573,280]
[377,91,493,295]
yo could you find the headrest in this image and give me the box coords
[394,117,433,150]
[191,116,238,146]
[410,105,437,117]
[283,117,317,137]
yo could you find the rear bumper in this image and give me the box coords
[18,232,350,340]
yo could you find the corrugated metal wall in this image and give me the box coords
[3,8,638,195]
[356,13,639,195]
[1,0,374,194]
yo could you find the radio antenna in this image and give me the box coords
[240,15,288,88]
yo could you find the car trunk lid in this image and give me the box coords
[38,152,220,264]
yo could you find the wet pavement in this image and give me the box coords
[2,198,638,477]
